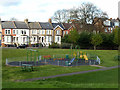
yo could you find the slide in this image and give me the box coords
[70,58,75,64]
[83,55,88,60]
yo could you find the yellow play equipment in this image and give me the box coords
[83,55,88,60]
[80,51,83,58]
[79,51,88,61]
[80,55,83,58]
[73,51,88,62]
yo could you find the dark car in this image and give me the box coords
[17,44,27,49]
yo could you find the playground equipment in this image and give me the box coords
[80,51,83,58]
[43,55,51,60]
[69,51,89,65]
[21,49,39,71]
[6,49,101,67]
[53,54,68,61]
[69,58,76,65]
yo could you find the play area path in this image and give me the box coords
[16,65,119,82]
[90,65,106,68]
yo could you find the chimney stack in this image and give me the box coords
[24,18,29,28]
[24,18,28,24]
[48,18,52,23]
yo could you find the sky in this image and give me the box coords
[0,0,119,22]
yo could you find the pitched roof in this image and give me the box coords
[14,21,28,29]
[2,21,16,29]
[72,22,96,32]
[28,22,41,29]
[62,23,71,30]
[52,23,64,29]
[39,22,53,29]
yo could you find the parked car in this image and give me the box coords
[17,44,27,49]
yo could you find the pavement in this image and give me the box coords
[15,65,119,82]
[90,65,106,68]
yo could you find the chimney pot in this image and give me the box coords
[48,18,52,23]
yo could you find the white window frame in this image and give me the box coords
[46,30,49,35]
[24,30,26,34]
[16,30,18,34]
[13,29,15,34]
[32,30,37,34]
[49,30,51,34]
[56,30,60,35]
[46,30,51,35]
[42,30,45,34]
[5,30,7,34]
[21,30,24,34]
[5,36,11,42]
[21,30,27,35]
[48,36,51,42]
[39,30,42,34]
[5,29,11,34]
[55,36,60,42]
[16,37,18,42]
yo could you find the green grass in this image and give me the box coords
[2,48,118,88]
[2,68,118,88]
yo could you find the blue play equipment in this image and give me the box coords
[70,58,75,64]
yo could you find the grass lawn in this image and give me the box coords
[2,68,118,88]
[2,48,118,88]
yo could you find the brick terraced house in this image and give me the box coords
[0,18,119,47]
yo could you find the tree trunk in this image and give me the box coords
[94,46,96,50]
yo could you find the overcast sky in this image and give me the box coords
[0,0,119,22]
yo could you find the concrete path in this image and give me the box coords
[16,65,119,82]
[90,65,106,68]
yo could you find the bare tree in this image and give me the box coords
[70,2,108,33]
[51,2,108,24]
[51,9,69,23]
[77,2,104,24]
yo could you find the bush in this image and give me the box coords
[100,33,114,46]
[61,35,71,43]
[49,43,60,48]
[61,43,71,49]
[77,31,92,48]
